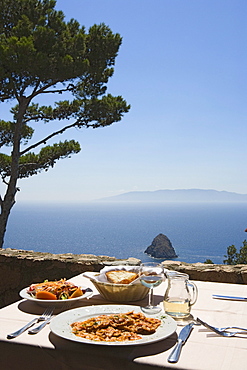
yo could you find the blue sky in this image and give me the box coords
[1,0,247,202]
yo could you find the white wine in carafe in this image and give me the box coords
[163,298,190,318]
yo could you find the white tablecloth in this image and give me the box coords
[1,273,247,370]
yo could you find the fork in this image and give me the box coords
[197,317,247,337]
[28,308,54,334]
[7,307,54,339]
[217,325,247,332]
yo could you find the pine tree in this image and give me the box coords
[0,0,130,247]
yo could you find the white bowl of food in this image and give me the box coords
[20,278,93,307]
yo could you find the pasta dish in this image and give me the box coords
[71,311,161,342]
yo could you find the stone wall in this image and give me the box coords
[162,260,247,285]
[1,248,247,308]
[0,248,140,308]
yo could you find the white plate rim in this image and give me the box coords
[49,304,177,346]
[19,286,93,305]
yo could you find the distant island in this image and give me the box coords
[96,189,247,203]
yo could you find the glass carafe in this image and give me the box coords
[163,271,198,318]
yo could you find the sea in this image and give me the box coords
[3,202,247,264]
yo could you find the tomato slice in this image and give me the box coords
[70,288,83,299]
[36,291,57,300]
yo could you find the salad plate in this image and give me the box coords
[50,304,177,346]
[19,286,93,307]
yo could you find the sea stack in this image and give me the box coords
[145,234,177,259]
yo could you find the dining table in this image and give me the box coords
[1,271,247,370]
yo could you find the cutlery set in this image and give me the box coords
[167,292,247,362]
[167,317,247,364]
[7,291,247,365]
[7,307,54,339]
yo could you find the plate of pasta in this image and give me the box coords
[20,279,93,307]
[50,305,177,345]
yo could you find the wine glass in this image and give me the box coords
[139,262,164,314]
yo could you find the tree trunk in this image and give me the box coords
[0,156,19,247]
[0,198,15,248]
[0,97,29,248]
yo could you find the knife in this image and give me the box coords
[212,294,247,301]
[167,323,194,363]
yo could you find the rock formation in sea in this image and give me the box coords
[144,233,177,258]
